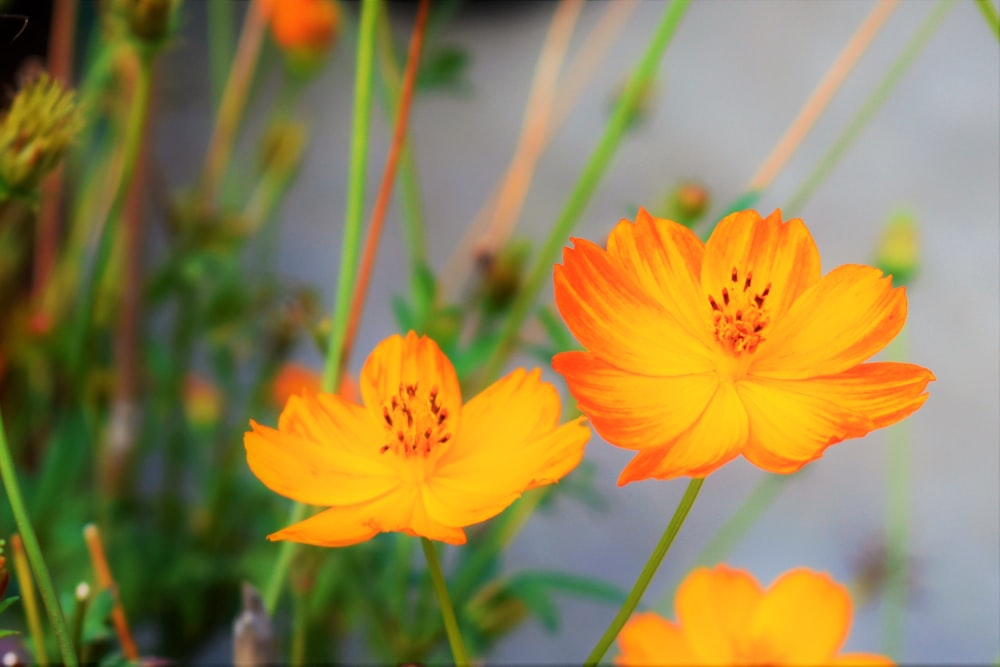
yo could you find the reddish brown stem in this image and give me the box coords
[83,524,139,661]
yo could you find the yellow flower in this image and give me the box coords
[245,332,590,546]
[553,209,934,484]
[616,565,892,666]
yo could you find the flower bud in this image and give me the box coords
[109,0,180,49]
[0,73,85,200]
[874,209,920,287]
[260,0,339,74]
[663,180,710,227]
[475,240,531,315]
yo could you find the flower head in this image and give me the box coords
[245,331,590,546]
[616,565,892,666]
[553,209,933,484]
[260,0,339,60]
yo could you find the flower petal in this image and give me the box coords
[278,391,388,460]
[425,368,590,526]
[617,380,747,484]
[614,612,696,666]
[553,351,717,451]
[702,209,821,322]
[751,264,907,379]
[359,331,463,429]
[829,654,895,666]
[245,422,399,506]
[737,363,932,473]
[675,565,763,664]
[555,237,715,375]
[605,209,709,345]
[750,568,852,663]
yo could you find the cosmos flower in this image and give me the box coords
[245,331,590,546]
[553,209,933,484]
[616,565,892,666]
[259,0,338,57]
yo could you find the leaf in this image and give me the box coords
[410,261,438,324]
[505,570,630,633]
[391,294,416,332]
[536,306,578,355]
[418,47,471,93]
[0,596,19,614]
[0,629,18,638]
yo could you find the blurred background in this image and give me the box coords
[2,0,998,663]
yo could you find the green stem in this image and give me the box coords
[263,0,381,614]
[975,0,1000,41]
[0,411,79,667]
[480,0,691,384]
[208,0,236,109]
[584,477,703,666]
[420,537,470,666]
[882,325,910,659]
[785,0,958,215]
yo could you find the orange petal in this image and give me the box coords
[614,612,697,666]
[674,565,763,663]
[617,380,747,484]
[749,568,853,663]
[426,369,590,526]
[605,210,709,346]
[278,391,389,461]
[738,362,932,473]
[553,351,717,451]
[245,422,399,506]
[751,264,906,379]
[359,331,463,430]
[555,238,715,376]
[702,210,821,322]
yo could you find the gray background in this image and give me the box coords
[160,0,1000,662]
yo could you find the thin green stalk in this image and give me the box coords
[975,0,1000,41]
[290,588,307,666]
[10,535,48,665]
[264,0,381,614]
[584,478,703,667]
[0,413,78,667]
[786,0,958,215]
[209,0,236,109]
[420,537,470,666]
[70,583,91,665]
[480,0,691,384]
[882,326,910,659]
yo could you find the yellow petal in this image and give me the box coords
[425,368,590,526]
[615,612,697,666]
[749,568,852,663]
[359,331,463,429]
[555,237,715,375]
[702,209,821,322]
[606,210,710,347]
[737,375,880,473]
[553,351,717,451]
[278,391,389,460]
[245,422,399,506]
[617,380,747,484]
[751,264,906,379]
[675,565,763,664]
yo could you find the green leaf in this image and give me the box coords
[410,261,438,323]
[418,47,471,93]
[391,294,416,332]
[0,629,18,638]
[505,570,630,633]
[0,595,19,614]
[536,306,577,355]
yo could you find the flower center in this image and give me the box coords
[707,266,771,355]
[379,381,452,458]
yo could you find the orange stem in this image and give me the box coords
[747,0,899,191]
[83,524,138,661]
[342,0,431,364]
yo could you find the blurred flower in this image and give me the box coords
[660,180,710,228]
[184,374,223,427]
[270,362,358,409]
[874,209,920,287]
[0,73,85,200]
[113,0,179,46]
[260,0,339,62]
[616,565,892,666]
[553,209,934,485]
[245,331,590,546]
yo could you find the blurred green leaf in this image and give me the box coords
[418,47,471,93]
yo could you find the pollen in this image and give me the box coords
[379,382,452,457]
[708,266,772,355]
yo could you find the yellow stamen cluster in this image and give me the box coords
[708,266,771,355]
[379,381,451,458]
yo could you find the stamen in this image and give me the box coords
[754,294,764,308]
[383,407,393,427]
[708,295,721,311]
[722,288,730,305]
[744,271,753,291]
[731,267,738,282]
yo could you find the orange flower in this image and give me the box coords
[245,331,590,546]
[553,209,934,484]
[616,565,892,666]
[270,362,358,408]
[259,0,338,55]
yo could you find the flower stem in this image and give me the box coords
[10,535,48,666]
[420,537,470,666]
[786,0,958,215]
[480,0,691,384]
[975,0,1000,42]
[264,0,381,615]
[0,415,78,667]
[882,325,910,659]
[584,477,704,666]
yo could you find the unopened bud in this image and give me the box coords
[667,181,710,226]
[112,0,180,47]
[260,0,339,74]
[75,581,91,600]
[874,209,920,287]
[0,73,85,200]
[476,240,531,315]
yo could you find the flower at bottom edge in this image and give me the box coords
[615,565,894,666]
[552,208,935,484]
[244,331,591,546]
